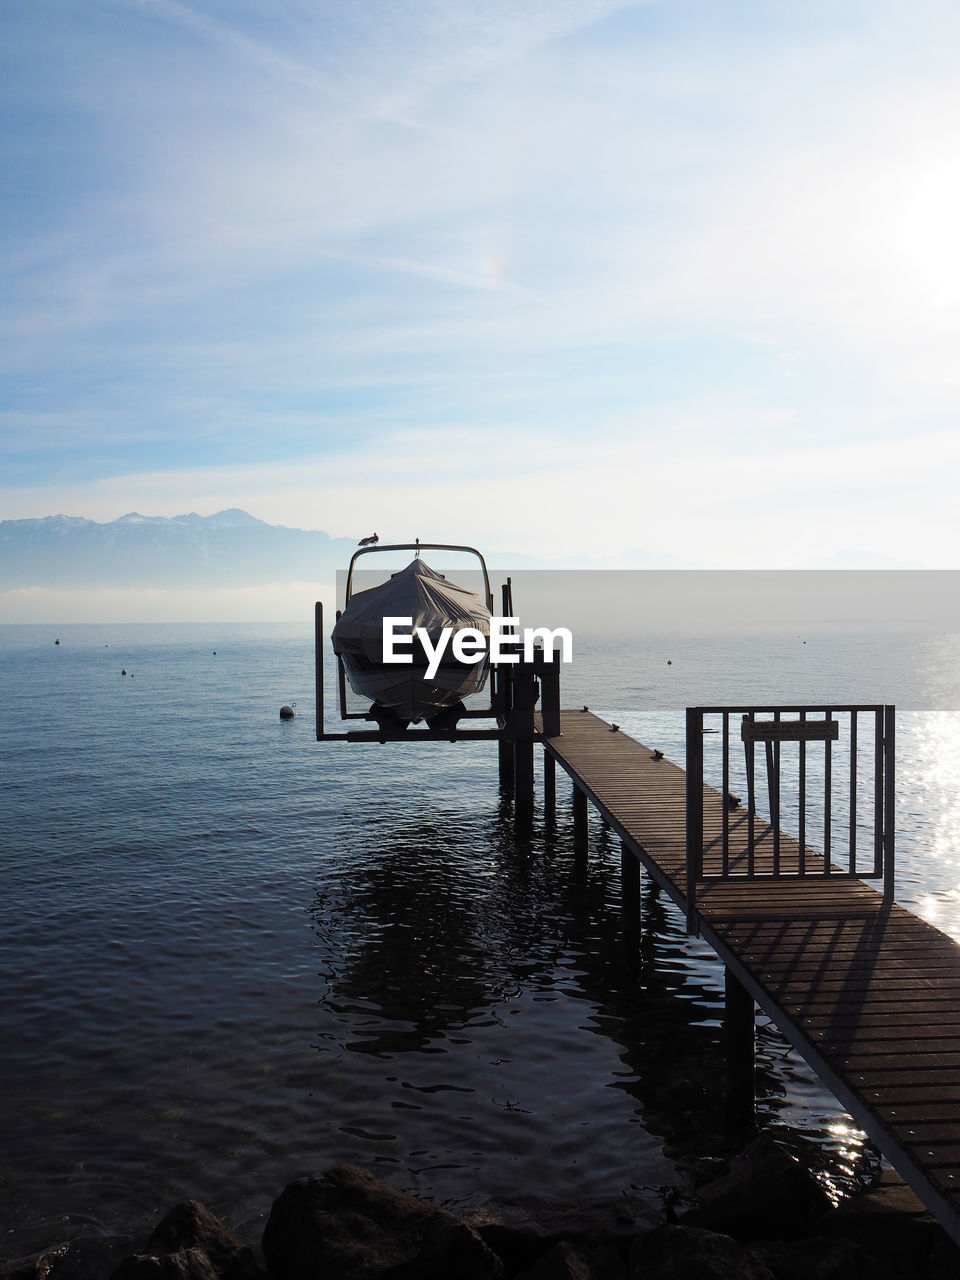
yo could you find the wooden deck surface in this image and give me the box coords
[540,708,960,1242]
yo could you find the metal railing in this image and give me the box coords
[685,705,895,931]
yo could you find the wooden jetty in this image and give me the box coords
[539,707,960,1247]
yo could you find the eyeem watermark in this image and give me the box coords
[383,617,573,680]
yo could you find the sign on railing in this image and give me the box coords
[685,705,895,933]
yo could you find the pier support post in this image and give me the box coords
[537,656,561,740]
[508,660,539,829]
[499,738,514,790]
[724,967,756,1130]
[543,752,556,820]
[573,786,588,872]
[621,840,641,961]
[514,739,534,826]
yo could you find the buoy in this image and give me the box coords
[280,704,296,720]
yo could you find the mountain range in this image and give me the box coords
[1,509,699,593]
[0,509,361,589]
[0,509,931,603]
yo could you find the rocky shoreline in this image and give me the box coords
[3,1138,959,1280]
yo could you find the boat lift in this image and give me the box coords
[314,542,562,822]
[314,542,559,746]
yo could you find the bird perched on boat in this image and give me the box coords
[650,749,664,761]
[358,532,379,547]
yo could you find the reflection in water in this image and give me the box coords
[308,775,881,1210]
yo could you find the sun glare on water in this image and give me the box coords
[899,708,960,941]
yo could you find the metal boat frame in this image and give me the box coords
[316,542,509,742]
[343,541,495,612]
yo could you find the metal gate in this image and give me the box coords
[685,705,895,930]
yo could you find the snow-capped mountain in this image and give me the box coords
[0,510,359,588]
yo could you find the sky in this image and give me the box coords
[4,0,960,578]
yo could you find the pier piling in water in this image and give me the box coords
[724,967,756,1130]
[543,753,556,819]
[620,839,642,960]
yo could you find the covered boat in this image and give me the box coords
[332,556,492,729]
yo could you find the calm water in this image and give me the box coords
[3,622,960,1255]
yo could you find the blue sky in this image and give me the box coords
[4,0,960,571]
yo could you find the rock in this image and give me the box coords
[688,1157,729,1189]
[112,1248,221,1279]
[406,1214,503,1280]
[682,1135,832,1241]
[0,1236,133,1280]
[628,1225,774,1280]
[260,1164,503,1280]
[514,1240,627,1279]
[464,1189,664,1276]
[819,1169,960,1279]
[145,1201,263,1280]
[749,1236,897,1280]
[0,1252,48,1280]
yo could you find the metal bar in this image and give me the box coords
[698,871,863,883]
[884,704,896,905]
[874,706,884,877]
[344,541,494,610]
[769,710,781,875]
[685,707,703,933]
[722,711,730,875]
[696,703,884,714]
[849,709,858,874]
[341,728,509,742]
[497,579,515,787]
[537,654,562,739]
[745,713,756,877]
[315,601,324,741]
[824,706,833,875]
[799,710,806,876]
[336,610,349,721]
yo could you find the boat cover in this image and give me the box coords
[331,559,492,720]
[332,559,491,658]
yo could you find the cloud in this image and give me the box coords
[3,416,957,569]
[6,0,960,580]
